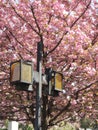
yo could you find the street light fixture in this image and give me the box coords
[10,60,33,86]
[45,68,63,96]
[53,71,63,92]
[10,52,64,130]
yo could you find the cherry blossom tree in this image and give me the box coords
[0,0,98,129]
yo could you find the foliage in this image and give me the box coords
[49,122,76,130]
[80,117,91,129]
[0,0,98,129]
[0,129,7,130]
[19,123,34,130]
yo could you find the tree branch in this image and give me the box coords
[25,107,35,125]
[70,0,91,28]
[91,33,98,46]
[30,5,44,43]
[5,31,23,59]
[30,5,41,34]
[10,4,40,36]
[75,80,98,99]
[49,100,71,125]
[46,0,91,56]
[5,27,34,56]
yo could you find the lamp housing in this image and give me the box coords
[10,60,33,85]
[53,71,63,92]
[45,68,63,96]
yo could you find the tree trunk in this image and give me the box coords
[42,95,48,130]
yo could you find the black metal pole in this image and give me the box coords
[35,41,43,130]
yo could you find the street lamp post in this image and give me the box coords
[35,41,43,130]
[10,41,64,130]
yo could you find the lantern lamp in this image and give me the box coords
[54,71,63,92]
[10,60,33,85]
[45,68,63,96]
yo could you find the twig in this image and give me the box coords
[30,5,44,44]
[10,4,39,35]
[75,80,98,99]
[46,0,91,56]
[5,27,34,56]
[49,100,71,125]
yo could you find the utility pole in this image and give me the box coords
[35,41,43,130]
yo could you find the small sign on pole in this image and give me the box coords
[8,121,18,130]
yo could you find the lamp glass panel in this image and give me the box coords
[11,62,20,82]
[21,63,32,84]
[55,73,62,91]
